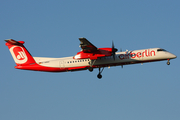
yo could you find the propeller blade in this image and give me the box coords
[112,41,118,60]
[112,41,114,49]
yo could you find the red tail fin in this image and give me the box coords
[5,39,36,66]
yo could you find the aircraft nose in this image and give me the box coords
[170,53,177,59]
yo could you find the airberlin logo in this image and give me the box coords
[9,46,28,64]
[119,49,156,60]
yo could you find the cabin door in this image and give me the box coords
[59,61,64,69]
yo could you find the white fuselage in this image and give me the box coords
[32,48,176,72]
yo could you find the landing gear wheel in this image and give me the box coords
[97,74,102,79]
[97,67,104,79]
[167,61,170,65]
[88,60,96,72]
[88,67,93,72]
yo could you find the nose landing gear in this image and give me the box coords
[167,59,170,65]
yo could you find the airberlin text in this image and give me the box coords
[119,49,156,60]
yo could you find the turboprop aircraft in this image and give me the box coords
[5,38,177,79]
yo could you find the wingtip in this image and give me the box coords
[4,39,17,43]
[79,37,87,40]
[5,39,12,42]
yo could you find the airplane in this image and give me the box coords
[5,38,177,79]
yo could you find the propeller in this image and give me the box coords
[112,41,118,60]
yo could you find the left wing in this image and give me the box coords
[79,38,98,53]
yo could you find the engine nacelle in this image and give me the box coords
[73,48,112,60]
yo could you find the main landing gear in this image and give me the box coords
[88,59,104,79]
[88,60,96,72]
[88,67,104,79]
[88,67,93,72]
[97,67,104,79]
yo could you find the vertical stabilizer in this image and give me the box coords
[5,39,36,66]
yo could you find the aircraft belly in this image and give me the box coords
[65,62,89,68]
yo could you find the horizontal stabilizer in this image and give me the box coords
[5,39,25,45]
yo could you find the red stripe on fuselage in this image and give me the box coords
[15,63,88,72]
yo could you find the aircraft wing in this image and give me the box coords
[79,38,98,53]
[74,37,112,60]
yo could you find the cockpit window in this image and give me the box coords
[157,49,167,52]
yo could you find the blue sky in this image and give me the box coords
[1,0,180,120]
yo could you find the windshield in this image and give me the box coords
[157,49,167,52]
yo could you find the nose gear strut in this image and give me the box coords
[167,59,170,65]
